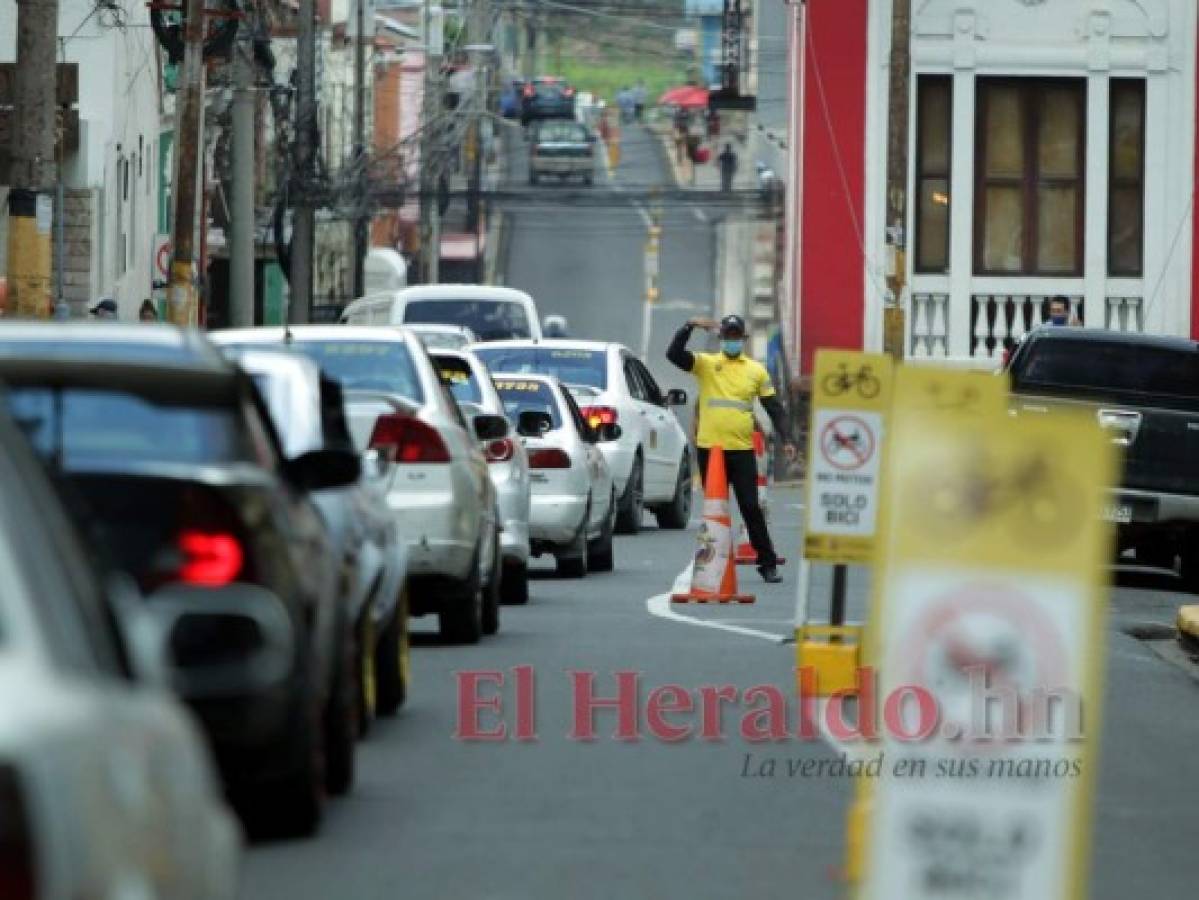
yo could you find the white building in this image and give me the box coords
[0,0,164,318]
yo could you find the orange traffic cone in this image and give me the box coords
[735,430,786,566]
[672,446,755,605]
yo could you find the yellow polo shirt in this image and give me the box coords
[690,352,775,451]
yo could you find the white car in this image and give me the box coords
[472,340,692,534]
[431,348,533,604]
[340,284,543,341]
[213,326,502,644]
[494,373,618,577]
[408,323,479,350]
[0,406,241,899]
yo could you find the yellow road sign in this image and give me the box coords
[858,382,1118,900]
[803,350,895,564]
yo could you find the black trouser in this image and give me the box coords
[697,447,777,568]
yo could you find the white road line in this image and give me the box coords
[645,563,790,643]
[634,203,652,228]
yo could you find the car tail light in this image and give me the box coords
[0,766,38,900]
[580,405,619,429]
[528,447,571,469]
[370,412,451,463]
[178,530,245,587]
[1000,347,1013,369]
[484,437,515,463]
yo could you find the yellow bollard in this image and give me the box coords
[795,623,862,696]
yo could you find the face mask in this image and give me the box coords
[721,339,744,357]
[1050,314,1068,326]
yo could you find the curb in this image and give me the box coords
[486,210,510,286]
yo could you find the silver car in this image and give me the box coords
[494,373,618,577]
[213,326,503,644]
[431,348,533,604]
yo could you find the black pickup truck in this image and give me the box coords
[1006,327,1199,586]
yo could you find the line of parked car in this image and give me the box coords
[0,281,693,896]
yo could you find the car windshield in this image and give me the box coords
[286,340,424,403]
[493,377,562,430]
[474,346,608,390]
[1016,340,1199,410]
[435,356,483,405]
[537,122,588,143]
[404,299,533,341]
[4,388,255,469]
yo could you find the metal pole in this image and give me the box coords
[290,0,317,322]
[419,0,441,284]
[351,0,369,299]
[883,0,911,359]
[167,0,208,326]
[230,36,256,326]
[830,563,848,637]
[7,0,59,319]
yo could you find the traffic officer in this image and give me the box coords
[667,314,792,583]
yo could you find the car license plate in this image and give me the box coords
[1103,503,1133,524]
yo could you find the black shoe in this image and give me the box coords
[758,564,783,584]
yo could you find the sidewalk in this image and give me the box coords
[645,117,757,191]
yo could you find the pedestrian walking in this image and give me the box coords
[666,314,794,583]
[718,143,737,192]
[632,80,646,121]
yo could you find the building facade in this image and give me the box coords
[785,0,1198,375]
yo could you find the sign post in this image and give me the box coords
[857,368,1118,900]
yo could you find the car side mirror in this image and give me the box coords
[517,410,553,437]
[666,388,688,407]
[474,413,509,442]
[595,422,623,443]
[107,574,294,696]
[285,448,361,491]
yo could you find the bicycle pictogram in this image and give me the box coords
[821,363,882,400]
[913,447,1076,549]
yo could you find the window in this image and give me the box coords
[915,76,952,273]
[632,360,665,406]
[623,358,647,401]
[473,346,607,389]
[975,79,1086,276]
[1109,80,1145,277]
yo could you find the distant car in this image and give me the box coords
[529,119,596,185]
[215,326,503,643]
[521,77,577,125]
[408,323,480,350]
[0,402,242,899]
[228,348,411,732]
[431,348,532,604]
[473,340,692,534]
[340,284,543,341]
[0,324,359,837]
[494,372,617,577]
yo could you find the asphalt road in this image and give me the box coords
[242,121,1199,898]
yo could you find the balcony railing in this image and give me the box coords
[969,294,1084,358]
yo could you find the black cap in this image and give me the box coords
[719,314,746,338]
[90,298,118,316]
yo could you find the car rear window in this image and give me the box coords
[403,300,532,341]
[537,122,588,143]
[435,356,483,405]
[5,388,256,469]
[473,347,608,390]
[493,378,562,429]
[1014,340,1199,410]
[291,340,424,403]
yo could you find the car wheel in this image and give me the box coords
[482,532,502,636]
[654,454,693,530]
[375,583,410,716]
[501,559,530,605]
[439,549,483,644]
[615,454,644,535]
[324,615,358,796]
[588,488,617,572]
[556,507,590,578]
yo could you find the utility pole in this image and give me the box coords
[167,0,208,325]
[229,34,256,326]
[6,0,58,319]
[418,0,442,284]
[467,0,490,239]
[290,0,318,322]
[350,0,369,299]
[882,0,911,359]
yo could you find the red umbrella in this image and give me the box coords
[658,85,709,109]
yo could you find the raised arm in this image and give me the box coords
[666,318,716,372]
